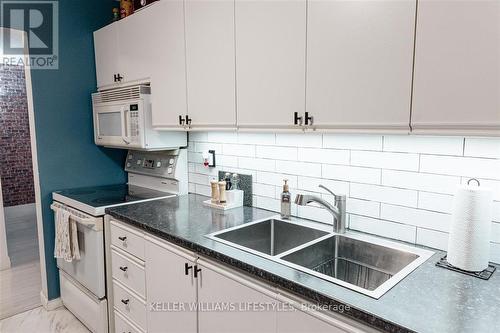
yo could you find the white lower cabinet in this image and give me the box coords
[196,259,276,333]
[145,236,197,333]
[107,218,375,333]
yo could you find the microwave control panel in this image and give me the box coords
[125,150,178,179]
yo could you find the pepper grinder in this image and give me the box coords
[210,180,219,203]
[218,181,227,204]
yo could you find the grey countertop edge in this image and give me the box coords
[106,209,415,333]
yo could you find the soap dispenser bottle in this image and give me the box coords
[281,179,291,219]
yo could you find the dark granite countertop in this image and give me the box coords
[106,194,500,333]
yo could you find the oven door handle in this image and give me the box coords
[120,107,131,145]
[50,203,103,231]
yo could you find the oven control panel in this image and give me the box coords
[125,150,178,178]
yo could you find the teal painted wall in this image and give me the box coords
[5,0,126,299]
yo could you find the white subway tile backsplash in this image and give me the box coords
[222,144,255,157]
[297,205,334,224]
[346,198,380,218]
[323,134,382,151]
[351,151,419,171]
[381,204,451,232]
[187,132,500,263]
[276,160,321,177]
[491,243,500,264]
[416,229,448,251]
[382,170,460,194]
[238,132,276,145]
[491,222,500,243]
[420,155,500,180]
[238,157,275,172]
[464,137,500,159]
[323,165,381,184]
[383,135,464,155]
[349,215,416,243]
[253,183,276,198]
[218,155,239,168]
[297,176,349,195]
[276,133,322,148]
[493,202,500,222]
[418,192,454,214]
[298,147,349,165]
[350,183,418,207]
[195,184,211,197]
[257,171,298,188]
[256,145,297,161]
[207,131,238,144]
[195,142,223,153]
[188,151,202,163]
[188,132,208,142]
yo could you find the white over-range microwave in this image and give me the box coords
[92,84,186,150]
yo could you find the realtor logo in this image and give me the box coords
[1,0,59,69]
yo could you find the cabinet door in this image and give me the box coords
[197,259,276,333]
[150,0,188,129]
[411,0,500,135]
[185,0,236,129]
[116,4,159,84]
[306,0,416,131]
[145,238,197,333]
[235,0,306,129]
[94,22,120,88]
[276,307,347,333]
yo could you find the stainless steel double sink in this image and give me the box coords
[207,217,433,299]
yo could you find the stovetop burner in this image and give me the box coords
[54,184,174,210]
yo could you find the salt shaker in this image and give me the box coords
[218,181,227,203]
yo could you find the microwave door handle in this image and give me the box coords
[120,107,131,145]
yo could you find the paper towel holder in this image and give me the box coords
[436,255,496,280]
[467,178,481,186]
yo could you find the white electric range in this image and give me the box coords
[51,148,187,333]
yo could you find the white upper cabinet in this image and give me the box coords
[185,0,236,129]
[411,0,500,135]
[306,0,416,132]
[235,0,307,129]
[94,23,120,88]
[149,0,188,129]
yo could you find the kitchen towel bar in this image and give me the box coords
[50,202,103,231]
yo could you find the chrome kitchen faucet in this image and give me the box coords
[294,185,347,234]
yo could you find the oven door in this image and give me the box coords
[55,206,106,298]
[93,102,143,149]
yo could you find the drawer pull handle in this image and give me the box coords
[185,263,193,275]
[119,266,128,272]
[118,236,127,242]
[121,299,130,305]
[194,265,202,278]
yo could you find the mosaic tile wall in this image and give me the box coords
[0,64,35,207]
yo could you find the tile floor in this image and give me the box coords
[0,306,90,333]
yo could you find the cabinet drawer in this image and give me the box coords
[114,310,144,333]
[110,221,145,260]
[113,280,146,330]
[111,248,146,298]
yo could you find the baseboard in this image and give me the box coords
[40,290,63,311]
[0,254,11,271]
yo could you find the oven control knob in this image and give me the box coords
[128,154,133,160]
[156,161,162,168]
[136,160,141,165]
[167,167,173,174]
[169,158,175,165]
[126,163,131,168]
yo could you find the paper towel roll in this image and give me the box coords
[447,181,493,272]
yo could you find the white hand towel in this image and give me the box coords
[54,209,80,262]
[69,216,81,260]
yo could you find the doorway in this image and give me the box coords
[0,28,44,320]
